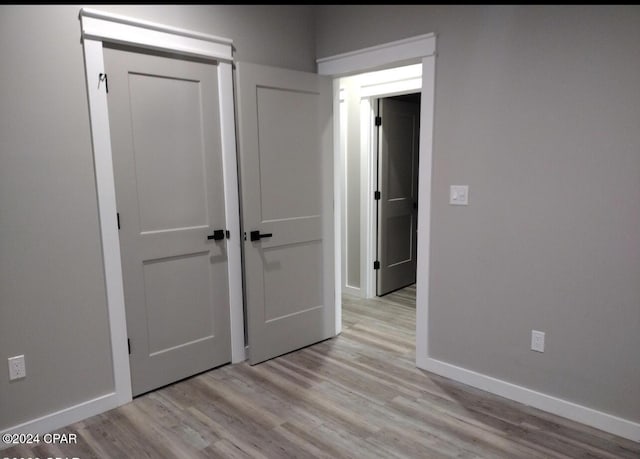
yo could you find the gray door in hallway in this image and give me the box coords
[377,97,420,296]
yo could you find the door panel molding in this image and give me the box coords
[104,44,232,395]
[377,98,420,296]
[236,62,335,365]
[79,7,242,423]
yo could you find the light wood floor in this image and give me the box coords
[6,285,639,458]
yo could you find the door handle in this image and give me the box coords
[250,230,273,241]
[207,229,226,241]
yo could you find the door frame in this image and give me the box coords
[318,33,436,367]
[337,65,423,300]
[80,8,245,409]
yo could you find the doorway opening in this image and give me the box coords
[338,65,422,335]
[338,64,422,302]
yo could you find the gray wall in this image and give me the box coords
[0,4,315,431]
[342,77,362,291]
[317,5,640,423]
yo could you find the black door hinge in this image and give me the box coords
[117,212,121,230]
[226,230,231,239]
[375,116,382,126]
[127,338,131,355]
[374,190,381,200]
[374,260,380,270]
[99,73,109,93]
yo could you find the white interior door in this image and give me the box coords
[104,46,231,395]
[236,62,335,365]
[377,97,420,296]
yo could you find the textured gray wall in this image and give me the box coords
[342,78,361,290]
[0,4,315,431]
[317,5,640,422]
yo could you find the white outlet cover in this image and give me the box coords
[450,185,469,205]
[8,355,26,380]
[531,330,545,353]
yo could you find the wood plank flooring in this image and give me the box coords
[5,285,639,458]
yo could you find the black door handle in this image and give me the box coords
[250,230,273,241]
[207,229,226,241]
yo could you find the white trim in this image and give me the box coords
[361,98,376,299]
[323,39,436,336]
[360,78,422,99]
[74,8,242,434]
[0,392,119,450]
[317,33,436,76]
[424,358,640,443]
[333,79,343,335]
[82,37,132,407]
[81,8,233,44]
[358,63,423,98]
[217,62,245,363]
[80,8,233,62]
[415,55,435,367]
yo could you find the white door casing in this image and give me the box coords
[317,34,436,366]
[236,62,335,364]
[79,7,243,415]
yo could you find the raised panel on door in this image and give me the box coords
[104,46,231,395]
[377,97,420,296]
[236,62,335,365]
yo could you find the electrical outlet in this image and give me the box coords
[8,355,26,380]
[531,330,545,353]
[450,185,469,205]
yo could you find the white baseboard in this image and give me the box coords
[343,285,361,297]
[3,360,636,452]
[0,392,125,450]
[422,358,640,443]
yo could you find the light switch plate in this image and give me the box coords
[450,185,469,205]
